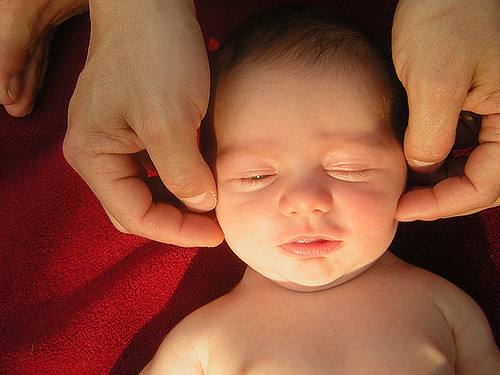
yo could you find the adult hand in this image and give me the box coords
[64,0,224,247]
[392,0,500,221]
[0,0,88,116]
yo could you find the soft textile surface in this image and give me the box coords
[0,1,498,374]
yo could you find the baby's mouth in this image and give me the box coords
[279,236,343,258]
[295,238,321,244]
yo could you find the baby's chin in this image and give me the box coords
[271,259,380,293]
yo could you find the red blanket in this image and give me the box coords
[1,1,498,374]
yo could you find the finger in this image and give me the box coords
[3,31,50,117]
[396,114,500,221]
[142,115,217,213]
[438,196,500,219]
[403,71,469,174]
[75,151,223,247]
[103,207,130,234]
[0,49,26,105]
[0,0,88,104]
[397,183,499,221]
[0,11,30,104]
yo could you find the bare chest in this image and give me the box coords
[204,281,456,374]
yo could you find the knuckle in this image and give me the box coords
[147,217,166,241]
[111,213,136,235]
[135,95,200,143]
[132,105,163,144]
[139,111,187,147]
[62,128,97,170]
[472,173,500,207]
[62,131,80,168]
[112,221,130,234]
[137,117,165,148]
[477,88,500,112]
[102,206,131,234]
[478,190,500,208]
[135,205,175,241]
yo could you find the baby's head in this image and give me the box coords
[204,4,408,292]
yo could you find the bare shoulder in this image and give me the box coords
[380,253,474,300]
[388,254,487,319]
[386,253,499,374]
[141,292,237,375]
[408,263,500,374]
[385,253,487,317]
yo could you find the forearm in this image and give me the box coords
[88,0,196,26]
[87,0,198,53]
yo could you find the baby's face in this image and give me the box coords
[213,62,406,292]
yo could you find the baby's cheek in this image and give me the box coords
[216,192,271,248]
[343,187,398,239]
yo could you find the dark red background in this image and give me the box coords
[1,1,498,374]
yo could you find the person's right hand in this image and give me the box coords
[64,0,224,247]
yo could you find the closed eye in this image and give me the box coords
[326,169,371,181]
[235,174,274,186]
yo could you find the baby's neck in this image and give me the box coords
[240,252,394,293]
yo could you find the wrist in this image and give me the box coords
[87,0,198,52]
[88,0,196,29]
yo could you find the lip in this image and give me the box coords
[279,236,343,258]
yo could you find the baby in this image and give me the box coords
[141,5,499,374]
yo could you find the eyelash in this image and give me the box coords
[235,169,370,186]
[235,175,273,186]
[327,169,370,180]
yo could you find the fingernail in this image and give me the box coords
[180,191,217,212]
[407,159,436,167]
[396,214,416,222]
[8,75,23,102]
[407,158,443,174]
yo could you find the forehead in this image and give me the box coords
[213,62,392,150]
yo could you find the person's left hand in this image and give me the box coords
[0,0,88,116]
[392,0,500,221]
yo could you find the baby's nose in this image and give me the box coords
[279,182,332,217]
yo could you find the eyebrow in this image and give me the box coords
[217,134,390,162]
[217,141,280,162]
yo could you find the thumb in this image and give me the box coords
[0,30,28,105]
[145,121,217,213]
[403,76,468,174]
